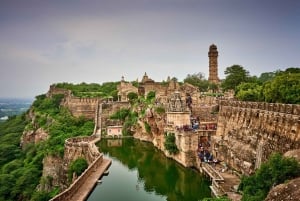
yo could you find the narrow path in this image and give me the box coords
[69,158,111,201]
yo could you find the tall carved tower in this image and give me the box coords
[208,44,220,84]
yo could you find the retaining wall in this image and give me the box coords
[213,100,300,175]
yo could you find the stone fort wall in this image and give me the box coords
[213,101,300,175]
[49,153,104,201]
[62,96,101,119]
[63,136,100,166]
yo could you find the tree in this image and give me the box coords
[258,72,276,83]
[164,133,179,154]
[146,91,156,102]
[239,153,300,201]
[184,72,210,91]
[68,158,88,182]
[236,82,263,101]
[221,65,250,91]
[262,72,300,104]
[127,92,138,103]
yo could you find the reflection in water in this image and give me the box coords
[88,138,211,201]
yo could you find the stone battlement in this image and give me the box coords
[213,100,300,175]
[220,100,300,115]
[64,136,100,166]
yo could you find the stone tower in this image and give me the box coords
[208,44,220,84]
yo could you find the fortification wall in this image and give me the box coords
[49,153,104,201]
[64,136,100,166]
[212,101,300,175]
[47,85,71,97]
[62,96,101,119]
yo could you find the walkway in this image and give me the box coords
[201,163,241,200]
[68,158,111,201]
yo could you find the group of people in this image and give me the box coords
[197,141,216,163]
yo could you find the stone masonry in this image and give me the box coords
[208,44,220,84]
[212,100,300,175]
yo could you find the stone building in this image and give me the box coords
[208,44,220,84]
[166,92,191,128]
[117,76,138,102]
[107,125,123,137]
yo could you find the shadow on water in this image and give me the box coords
[88,138,211,201]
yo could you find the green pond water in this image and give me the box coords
[87,138,211,201]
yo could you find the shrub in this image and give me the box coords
[239,153,300,201]
[155,106,165,114]
[144,122,151,134]
[164,132,179,154]
[68,158,88,182]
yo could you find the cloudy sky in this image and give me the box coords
[1,0,299,98]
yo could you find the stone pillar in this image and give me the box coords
[208,44,220,84]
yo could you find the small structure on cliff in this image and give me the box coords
[117,76,138,102]
[166,92,191,128]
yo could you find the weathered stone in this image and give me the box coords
[213,101,300,175]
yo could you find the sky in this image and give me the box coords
[0,0,299,99]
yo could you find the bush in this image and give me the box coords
[239,153,300,201]
[144,122,151,134]
[155,106,165,114]
[146,91,156,102]
[164,132,179,154]
[68,158,88,182]
[110,108,130,121]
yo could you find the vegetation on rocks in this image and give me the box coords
[0,91,95,201]
[68,158,88,182]
[239,153,300,201]
[164,132,179,154]
[55,82,119,99]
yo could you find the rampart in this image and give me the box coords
[62,96,101,119]
[213,100,300,175]
[64,136,100,166]
[50,153,104,201]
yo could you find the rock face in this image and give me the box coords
[21,128,49,148]
[39,155,66,191]
[212,101,300,175]
[265,177,300,201]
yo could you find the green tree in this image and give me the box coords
[184,72,210,91]
[262,72,300,104]
[236,82,263,101]
[146,91,156,102]
[221,65,250,91]
[258,72,276,83]
[239,153,300,201]
[68,158,88,182]
[127,92,138,103]
[110,108,130,121]
[164,133,179,154]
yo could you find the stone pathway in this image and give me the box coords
[69,158,111,201]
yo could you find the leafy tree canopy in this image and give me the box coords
[184,72,210,91]
[236,82,263,102]
[239,153,300,201]
[221,65,251,91]
[68,158,88,182]
[262,71,300,104]
[54,82,119,100]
